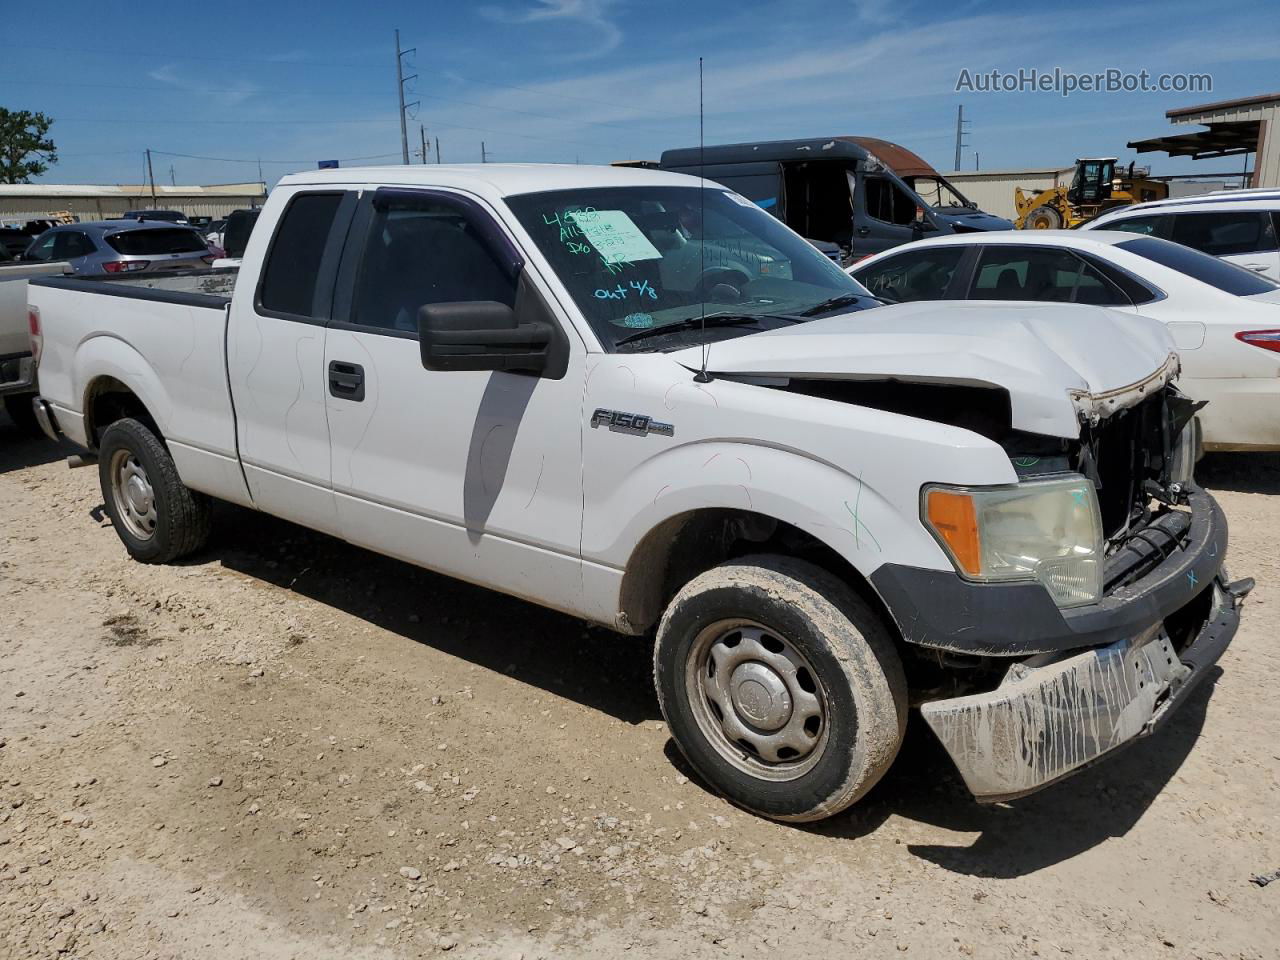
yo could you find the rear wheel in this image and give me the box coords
[654,555,907,822]
[98,417,211,563]
[1024,205,1063,229]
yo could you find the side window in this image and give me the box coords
[54,231,95,259]
[856,247,965,302]
[352,199,516,333]
[1105,215,1170,239]
[864,176,916,226]
[971,246,1124,304]
[1171,211,1278,256]
[258,192,345,319]
[24,232,56,261]
[1082,254,1159,305]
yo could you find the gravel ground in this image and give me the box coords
[2,410,1278,960]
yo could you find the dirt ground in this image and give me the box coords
[2,410,1278,960]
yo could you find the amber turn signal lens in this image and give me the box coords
[926,490,981,576]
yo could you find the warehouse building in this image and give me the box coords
[0,182,266,224]
[936,166,1075,220]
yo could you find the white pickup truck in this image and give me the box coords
[29,164,1249,822]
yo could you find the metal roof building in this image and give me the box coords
[1129,92,1280,188]
[0,182,266,223]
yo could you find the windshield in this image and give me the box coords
[1117,236,1279,296]
[906,176,970,209]
[505,186,871,352]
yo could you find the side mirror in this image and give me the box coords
[418,301,552,375]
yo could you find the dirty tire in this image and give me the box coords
[98,417,212,564]
[3,394,39,435]
[1024,205,1063,229]
[654,555,907,822]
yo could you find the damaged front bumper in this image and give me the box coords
[920,574,1250,802]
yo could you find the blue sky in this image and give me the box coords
[6,0,1279,187]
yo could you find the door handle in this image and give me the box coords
[856,226,871,237]
[328,361,365,402]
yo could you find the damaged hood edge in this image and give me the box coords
[669,302,1180,438]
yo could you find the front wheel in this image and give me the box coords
[98,417,212,563]
[654,555,907,822]
[1024,205,1063,229]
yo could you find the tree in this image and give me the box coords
[0,108,57,184]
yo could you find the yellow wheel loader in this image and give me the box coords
[1014,158,1169,229]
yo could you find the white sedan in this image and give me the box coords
[850,230,1280,452]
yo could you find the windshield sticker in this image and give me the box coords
[593,279,659,301]
[618,312,655,328]
[568,209,662,264]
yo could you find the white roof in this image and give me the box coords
[883,229,1141,250]
[276,163,706,197]
[0,182,265,198]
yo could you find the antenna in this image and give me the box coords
[694,56,712,384]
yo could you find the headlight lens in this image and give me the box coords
[922,474,1104,608]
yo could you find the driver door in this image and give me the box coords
[323,188,587,613]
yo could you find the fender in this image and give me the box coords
[594,439,950,582]
[75,334,175,444]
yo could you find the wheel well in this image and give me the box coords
[618,509,895,637]
[84,377,159,447]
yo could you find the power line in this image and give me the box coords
[7,42,382,68]
[149,149,403,165]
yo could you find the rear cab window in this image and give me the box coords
[105,228,207,256]
[1117,236,1280,296]
[257,193,347,320]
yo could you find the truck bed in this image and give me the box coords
[29,267,249,505]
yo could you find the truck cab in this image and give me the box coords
[659,136,1013,261]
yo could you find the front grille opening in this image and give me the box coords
[1164,583,1215,654]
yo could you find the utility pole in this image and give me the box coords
[419,124,428,164]
[145,148,157,208]
[435,137,441,164]
[169,165,176,187]
[394,30,418,165]
[975,152,980,171]
[481,141,487,163]
[954,104,970,171]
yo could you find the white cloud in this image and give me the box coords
[478,0,623,55]
[148,64,259,108]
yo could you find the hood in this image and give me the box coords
[670,301,1177,438]
[936,210,1015,231]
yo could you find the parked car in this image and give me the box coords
[28,164,1245,822]
[850,230,1280,451]
[120,209,191,224]
[0,227,34,260]
[658,136,1013,261]
[21,221,215,276]
[1081,195,1280,280]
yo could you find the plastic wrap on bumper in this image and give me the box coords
[920,577,1244,801]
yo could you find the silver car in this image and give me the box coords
[22,220,214,276]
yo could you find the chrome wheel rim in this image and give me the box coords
[110,450,157,541]
[684,619,829,781]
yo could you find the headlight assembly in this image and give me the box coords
[922,474,1104,608]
